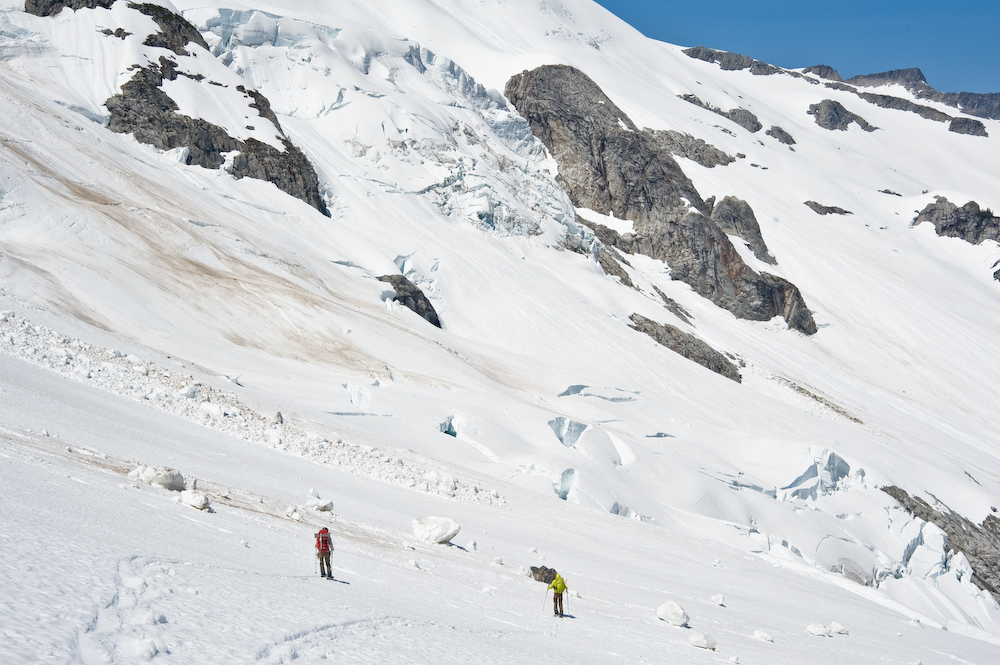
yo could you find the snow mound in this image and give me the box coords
[711,593,725,606]
[656,600,689,627]
[815,536,878,586]
[753,630,773,642]
[412,516,461,544]
[129,465,185,491]
[829,621,849,635]
[806,623,831,637]
[689,631,716,650]
[304,489,334,511]
[180,490,210,510]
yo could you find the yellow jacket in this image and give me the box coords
[548,574,567,594]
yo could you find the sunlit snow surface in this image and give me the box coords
[1,0,1000,661]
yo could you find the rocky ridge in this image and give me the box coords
[378,275,442,328]
[846,68,1000,121]
[807,100,878,132]
[505,65,816,335]
[28,0,329,215]
[883,486,1000,598]
[648,129,735,168]
[629,314,741,382]
[804,201,852,216]
[682,46,783,77]
[690,49,993,135]
[679,93,762,133]
[913,196,1000,245]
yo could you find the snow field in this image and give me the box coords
[3,371,998,664]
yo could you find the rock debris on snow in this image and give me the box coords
[0,311,504,508]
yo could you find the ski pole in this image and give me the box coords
[543,587,550,609]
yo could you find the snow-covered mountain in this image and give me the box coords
[2,0,1000,662]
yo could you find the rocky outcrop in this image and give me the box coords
[530,566,558,584]
[680,94,762,133]
[846,68,929,90]
[31,1,329,215]
[807,100,878,132]
[855,92,951,122]
[378,275,442,328]
[814,78,987,134]
[105,57,328,214]
[653,286,693,325]
[629,314,741,382]
[803,65,842,81]
[595,247,634,288]
[506,65,816,335]
[682,46,782,76]
[131,2,210,55]
[804,201,852,216]
[765,125,796,145]
[648,129,735,168]
[883,486,1000,598]
[712,196,776,264]
[24,0,113,16]
[913,196,999,245]
[949,117,989,137]
[846,67,1000,121]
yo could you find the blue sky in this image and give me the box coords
[593,1,1000,93]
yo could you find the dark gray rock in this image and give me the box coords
[884,486,1000,599]
[949,117,989,137]
[530,566,558,584]
[711,196,776,264]
[807,100,878,132]
[105,55,328,215]
[765,125,796,145]
[24,0,113,16]
[855,91,951,123]
[804,201,852,216]
[913,196,999,245]
[846,67,1000,121]
[879,189,902,197]
[682,46,782,76]
[819,78,987,131]
[846,68,929,90]
[803,65,842,81]
[105,58,236,168]
[506,65,816,335]
[679,94,762,133]
[378,275,442,328]
[629,314,741,382]
[648,129,735,168]
[595,246,634,288]
[131,2,210,55]
[101,27,131,39]
[653,286,693,326]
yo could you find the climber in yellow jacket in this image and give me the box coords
[548,573,567,617]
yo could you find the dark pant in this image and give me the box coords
[553,592,563,616]
[318,552,331,577]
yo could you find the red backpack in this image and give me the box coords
[316,528,332,553]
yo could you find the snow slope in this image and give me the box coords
[1,0,1000,661]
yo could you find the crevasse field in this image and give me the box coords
[1,0,999,663]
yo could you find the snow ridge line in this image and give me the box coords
[0,309,504,507]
